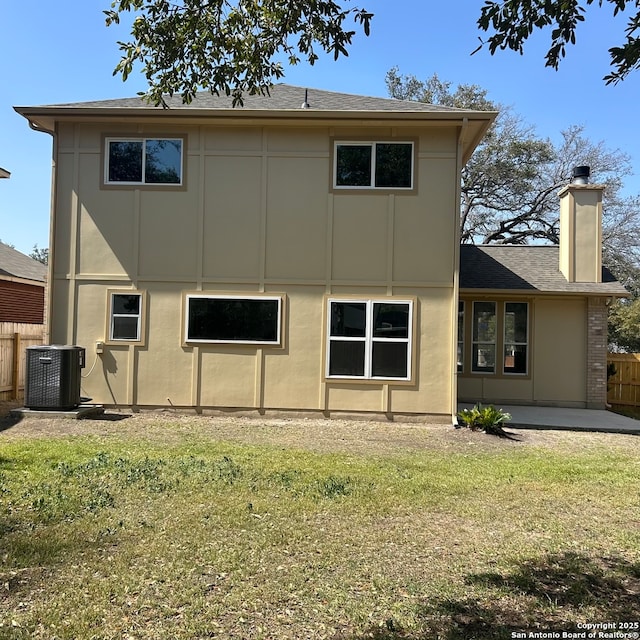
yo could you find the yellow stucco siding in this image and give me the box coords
[203,156,263,281]
[265,156,329,281]
[457,296,589,407]
[331,195,389,282]
[533,298,587,404]
[50,122,461,416]
[139,189,201,279]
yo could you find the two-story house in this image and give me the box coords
[15,85,626,421]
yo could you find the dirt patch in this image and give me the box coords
[1,401,638,456]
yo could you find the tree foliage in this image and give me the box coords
[29,244,49,265]
[105,1,640,103]
[608,298,640,352]
[386,68,640,259]
[387,68,640,352]
[476,0,640,84]
[105,0,373,105]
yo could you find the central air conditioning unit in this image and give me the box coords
[25,345,86,410]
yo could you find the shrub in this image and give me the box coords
[458,403,512,436]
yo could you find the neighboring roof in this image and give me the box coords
[15,83,497,164]
[0,167,10,179]
[459,245,628,296]
[0,241,47,283]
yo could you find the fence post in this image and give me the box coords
[11,332,21,400]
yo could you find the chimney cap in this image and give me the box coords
[572,165,590,184]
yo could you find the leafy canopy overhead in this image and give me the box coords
[106,0,639,103]
[476,0,640,84]
[104,0,373,106]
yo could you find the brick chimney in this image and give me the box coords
[558,166,604,283]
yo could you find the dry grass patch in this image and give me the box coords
[1,411,639,639]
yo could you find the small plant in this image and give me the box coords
[458,403,513,437]
[458,405,483,431]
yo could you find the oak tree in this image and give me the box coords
[476,0,640,85]
[104,0,372,105]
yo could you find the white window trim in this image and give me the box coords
[104,137,184,186]
[184,294,282,345]
[109,291,143,343]
[326,298,413,381]
[333,141,414,190]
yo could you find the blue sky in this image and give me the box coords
[1,0,638,255]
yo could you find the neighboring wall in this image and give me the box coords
[50,122,460,418]
[0,280,44,323]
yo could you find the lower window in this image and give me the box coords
[503,302,528,374]
[109,291,144,342]
[326,299,413,380]
[462,300,528,376]
[185,295,282,344]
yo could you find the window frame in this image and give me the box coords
[457,300,465,373]
[183,293,284,346]
[106,290,146,345]
[471,301,497,374]
[459,299,530,378]
[103,136,185,188]
[332,140,416,192]
[503,301,529,376]
[325,297,414,382]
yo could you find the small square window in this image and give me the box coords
[109,292,143,342]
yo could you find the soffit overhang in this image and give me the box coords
[15,105,496,165]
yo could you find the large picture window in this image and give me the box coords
[109,292,143,342]
[105,137,183,185]
[334,142,414,190]
[326,299,413,380]
[185,295,282,345]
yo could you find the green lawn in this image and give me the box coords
[1,426,639,639]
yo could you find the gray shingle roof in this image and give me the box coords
[459,245,627,296]
[39,83,473,113]
[0,242,47,282]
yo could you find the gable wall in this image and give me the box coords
[50,121,461,417]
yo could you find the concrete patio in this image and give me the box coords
[459,404,640,435]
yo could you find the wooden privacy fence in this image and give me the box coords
[607,353,640,407]
[0,322,45,401]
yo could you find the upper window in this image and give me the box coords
[105,138,183,185]
[334,142,414,190]
[185,295,282,345]
[326,299,413,380]
[109,292,143,342]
